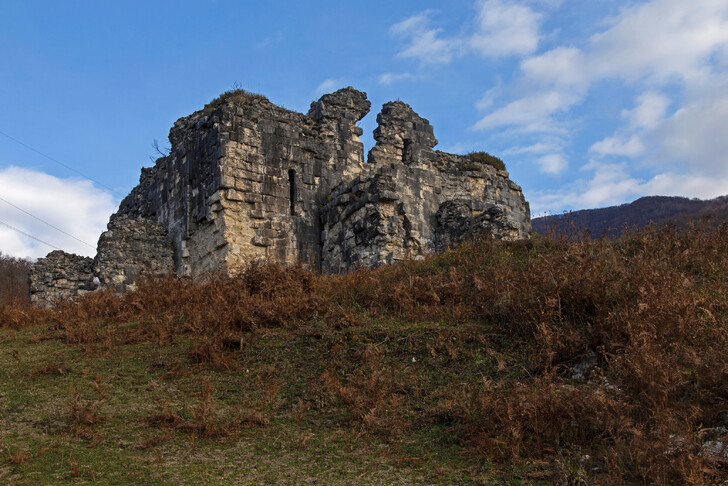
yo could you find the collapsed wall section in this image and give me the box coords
[321,101,531,272]
[29,251,95,307]
[94,217,175,292]
[29,218,176,306]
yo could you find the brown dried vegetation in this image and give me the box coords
[66,376,106,436]
[3,223,728,483]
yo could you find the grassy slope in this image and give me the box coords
[2,224,728,484]
[0,321,522,485]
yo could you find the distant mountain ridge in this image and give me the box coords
[532,195,728,237]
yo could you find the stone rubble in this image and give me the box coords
[29,251,94,308]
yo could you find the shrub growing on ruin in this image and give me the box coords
[468,151,506,171]
[201,87,268,115]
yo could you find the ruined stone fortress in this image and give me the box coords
[29,87,531,306]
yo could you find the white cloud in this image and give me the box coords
[536,153,567,174]
[474,89,579,132]
[479,0,728,131]
[503,142,562,155]
[469,0,542,57]
[475,83,504,111]
[623,91,670,129]
[656,82,728,176]
[589,91,668,158]
[520,47,588,89]
[590,134,645,158]
[475,0,728,204]
[587,0,728,84]
[390,11,459,65]
[378,72,416,85]
[0,167,117,259]
[389,1,543,65]
[315,78,345,96]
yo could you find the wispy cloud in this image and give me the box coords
[314,78,345,96]
[377,72,417,85]
[389,1,544,65]
[390,11,459,64]
[474,89,579,133]
[474,0,728,198]
[469,0,542,57]
[503,142,562,155]
[655,82,728,176]
[623,91,670,130]
[590,135,645,158]
[480,0,728,132]
[535,153,567,175]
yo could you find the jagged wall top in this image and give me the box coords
[368,101,438,168]
[307,87,371,127]
[29,85,531,305]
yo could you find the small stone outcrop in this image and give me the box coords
[29,251,95,307]
[30,86,531,304]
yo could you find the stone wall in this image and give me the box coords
[115,87,371,275]
[320,101,531,271]
[94,217,175,292]
[29,218,175,305]
[115,89,529,277]
[29,251,95,307]
[30,86,532,304]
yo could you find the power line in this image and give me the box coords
[0,196,96,249]
[0,219,63,251]
[0,128,125,197]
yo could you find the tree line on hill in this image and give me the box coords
[532,195,728,237]
[0,252,31,305]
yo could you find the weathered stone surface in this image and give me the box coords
[368,101,437,169]
[114,87,372,275]
[94,217,175,292]
[30,86,531,302]
[29,251,94,307]
[320,101,531,272]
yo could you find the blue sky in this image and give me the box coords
[2,0,728,258]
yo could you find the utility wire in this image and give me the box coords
[0,219,63,251]
[0,128,124,197]
[0,196,96,249]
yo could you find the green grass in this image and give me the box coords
[4,225,728,484]
[0,319,532,485]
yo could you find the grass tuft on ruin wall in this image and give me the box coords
[466,151,506,171]
[200,88,269,116]
[3,223,728,484]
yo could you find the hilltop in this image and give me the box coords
[533,195,728,237]
[2,225,728,484]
